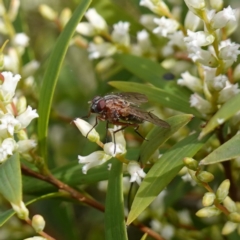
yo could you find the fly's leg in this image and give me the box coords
[134,125,148,141]
[86,116,98,139]
[112,125,128,154]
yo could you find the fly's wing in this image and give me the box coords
[114,92,148,105]
[129,107,170,128]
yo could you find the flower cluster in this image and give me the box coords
[75,118,146,185]
[0,71,38,163]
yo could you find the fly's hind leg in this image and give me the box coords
[134,125,148,141]
[86,116,99,139]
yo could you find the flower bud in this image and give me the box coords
[11,201,29,220]
[228,212,240,223]
[196,206,221,217]
[202,192,215,207]
[39,4,57,21]
[24,237,47,240]
[17,139,37,153]
[32,215,46,233]
[183,157,199,171]
[59,8,71,27]
[222,221,237,235]
[74,118,100,143]
[139,0,170,16]
[184,10,201,31]
[216,179,230,202]
[223,196,237,213]
[210,0,223,11]
[196,171,214,183]
[233,64,240,81]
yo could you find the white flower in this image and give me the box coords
[167,31,185,49]
[111,21,130,47]
[88,42,117,59]
[85,8,108,33]
[210,6,236,29]
[16,106,38,128]
[76,22,96,36]
[139,0,170,16]
[127,161,146,185]
[218,83,240,104]
[219,40,240,62]
[11,201,29,220]
[17,139,37,153]
[78,151,112,174]
[177,71,202,93]
[184,30,215,49]
[137,30,152,53]
[184,10,201,31]
[13,33,29,47]
[24,237,47,240]
[0,138,16,162]
[104,126,126,156]
[153,17,179,37]
[3,48,19,73]
[74,118,100,142]
[184,0,205,16]
[190,93,212,114]
[0,113,21,135]
[139,14,156,31]
[0,71,21,103]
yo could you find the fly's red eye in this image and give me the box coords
[97,99,106,111]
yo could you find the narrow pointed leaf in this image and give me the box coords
[0,153,21,204]
[200,133,240,165]
[140,114,193,163]
[199,92,240,138]
[109,81,200,117]
[38,0,91,161]
[127,133,210,224]
[105,159,128,240]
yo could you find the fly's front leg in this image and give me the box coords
[86,116,99,139]
[134,125,148,141]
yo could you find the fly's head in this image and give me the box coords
[89,96,106,114]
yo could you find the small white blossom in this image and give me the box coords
[177,71,202,93]
[17,139,37,153]
[16,106,39,128]
[0,113,21,135]
[11,201,29,220]
[0,71,21,103]
[88,42,117,59]
[127,161,146,185]
[85,8,108,33]
[22,60,40,78]
[190,93,212,114]
[218,83,240,104]
[137,30,152,53]
[3,48,19,73]
[104,126,126,156]
[184,0,205,16]
[74,118,100,142]
[184,10,201,31]
[0,138,16,163]
[139,0,170,16]
[153,17,179,37]
[13,33,29,47]
[210,6,236,29]
[210,0,223,11]
[217,118,225,124]
[24,237,47,240]
[167,31,185,49]
[184,30,215,49]
[76,22,95,36]
[78,151,112,174]
[219,40,240,62]
[139,14,156,31]
[111,21,130,47]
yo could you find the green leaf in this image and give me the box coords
[0,192,61,227]
[0,153,21,204]
[109,81,200,117]
[199,92,240,138]
[105,159,128,240]
[200,133,240,165]
[127,133,210,225]
[23,162,110,194]
[37,0,91,161]
[140,114,193,163]
[114,54,169,89]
